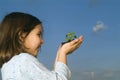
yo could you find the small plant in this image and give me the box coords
[62,32,77,45]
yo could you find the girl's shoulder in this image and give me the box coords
[13,53,39,64]
[1,53,42,79]
[2,53,38,69]
[13,53,37,61]
[17,53,36,60]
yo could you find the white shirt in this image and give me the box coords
[1,53,71,80]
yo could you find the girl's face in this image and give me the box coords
[24,24,43,56]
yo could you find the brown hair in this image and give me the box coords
[0,12,42,68]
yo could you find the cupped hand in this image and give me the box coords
[58,35,83,55]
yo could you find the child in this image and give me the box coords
[0,12,83,80]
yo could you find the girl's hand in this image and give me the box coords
[58,35,83,55]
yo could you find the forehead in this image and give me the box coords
[33,24,42,32]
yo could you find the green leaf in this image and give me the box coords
[64,32,77,42]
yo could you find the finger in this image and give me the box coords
[70,38,79,44]
[78,35,83,42]
[72,36,83,48]
[70,35,83,45]
[73,41,82,49]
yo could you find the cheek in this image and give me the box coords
[31,37,41,47]
[25,36,40,49]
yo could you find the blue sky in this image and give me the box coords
[0,0,120,79]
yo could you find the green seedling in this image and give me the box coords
[62,32,77,45]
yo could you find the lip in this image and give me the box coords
[36,47,41,52]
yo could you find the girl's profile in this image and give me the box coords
[0,12,83,80]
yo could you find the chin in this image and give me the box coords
[34,52,38,57]
[30,52,37,57]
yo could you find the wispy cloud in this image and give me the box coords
[92,21,106,33]
[71,70,120,80]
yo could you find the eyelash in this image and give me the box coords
[37,33,41,36]
[38,33,42,37]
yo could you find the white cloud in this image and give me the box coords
[71,70,120,80]
[93,21,106,33]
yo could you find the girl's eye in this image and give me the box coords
[37,31,43,38]
[37,33,42,38]
[37,34,41,36]
[37,33,40,35]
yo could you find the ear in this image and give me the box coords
[18,31,27,42]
